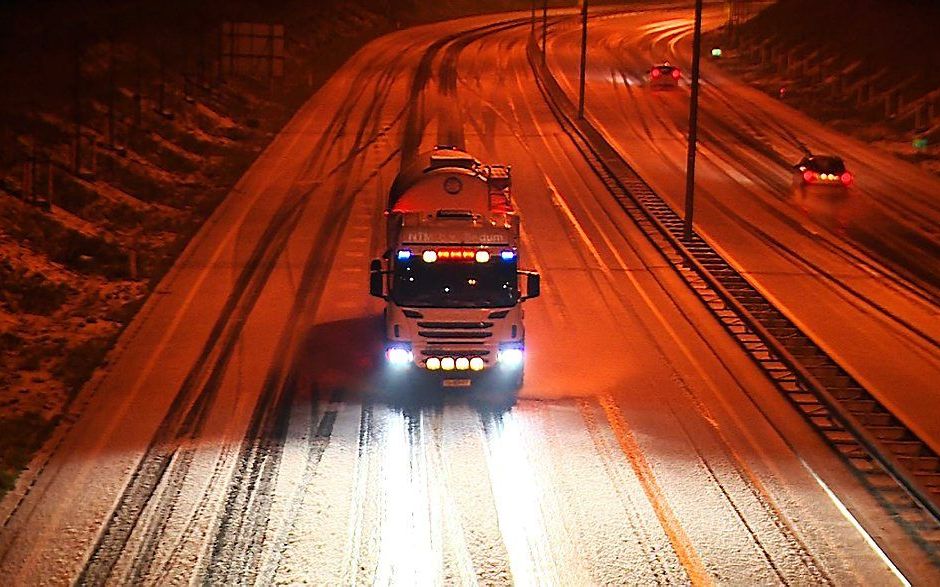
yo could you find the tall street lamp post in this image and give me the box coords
[683,0,704,241]
[542,0,548,61]
[578,1,588,119]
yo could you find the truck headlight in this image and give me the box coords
[386,345,413,367]
[497,347,524,368]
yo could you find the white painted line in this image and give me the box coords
[544,175,611,276]
[804,461,911,586]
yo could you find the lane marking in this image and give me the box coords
[804,462,911,586]
[543,20,917,583]
[599,396,712,586]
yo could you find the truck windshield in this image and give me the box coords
[391,260,517,308]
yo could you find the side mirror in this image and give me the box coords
[519,271,540,300]
[370,259,386,299]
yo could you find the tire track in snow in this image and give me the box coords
[576,399,686,583]
[478,404,582,584]
[202,142,404,582]
[78,106,405,585]
[597,395,712,586]
[668,404,834,586]
[343,402,376,583]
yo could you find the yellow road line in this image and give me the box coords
[599,395,713,587]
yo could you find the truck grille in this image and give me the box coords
[419,331,492,339]
[417,320,494,341]
[421,349,491,356]
[417,321,493,329]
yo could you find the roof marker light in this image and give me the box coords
[397,249,412,261]
[422,250,438,263]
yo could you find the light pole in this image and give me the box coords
[541,0,548,61]
[578,0,588,119]
[683,0,703,241]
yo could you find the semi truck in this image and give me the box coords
[369,146,540,389]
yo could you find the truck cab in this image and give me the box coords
[370,147,540,389]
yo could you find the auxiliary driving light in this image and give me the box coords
[397,249,412,261]
[497,348,524,368]
[426,357,441,370]
[501,250,516,261]
[455,357,470,370]
[469,357,485,371]
[386,346,413,367]
[441,357,455,371]
[475,250,490,263]
[422,250,438,263]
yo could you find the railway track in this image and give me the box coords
[527,32,940,557]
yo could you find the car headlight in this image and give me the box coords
[497,347,524,368]
[386,345,413,367]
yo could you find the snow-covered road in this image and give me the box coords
[0,6,936,584]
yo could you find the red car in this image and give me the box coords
[650,63,681,89]
[793,155,853,189]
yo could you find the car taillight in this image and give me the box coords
[651,68,661,78]
[672,69,681,79]
[803,170,816,183]
[840,172,853,186]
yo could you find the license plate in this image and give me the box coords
[443,378,472,388]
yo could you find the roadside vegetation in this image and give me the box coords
[707,0,940,174]
[0,0,570,496]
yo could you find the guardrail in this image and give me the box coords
[525,32,940,542]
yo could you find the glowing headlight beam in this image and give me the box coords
[497,348,524,368]
[386,347,413,367]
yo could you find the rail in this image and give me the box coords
[525,32,940,547]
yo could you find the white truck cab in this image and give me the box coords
[370,147,540,389]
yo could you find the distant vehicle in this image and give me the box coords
[649,63,681,89]
[793,155,853,189]
[370,146,540,391]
